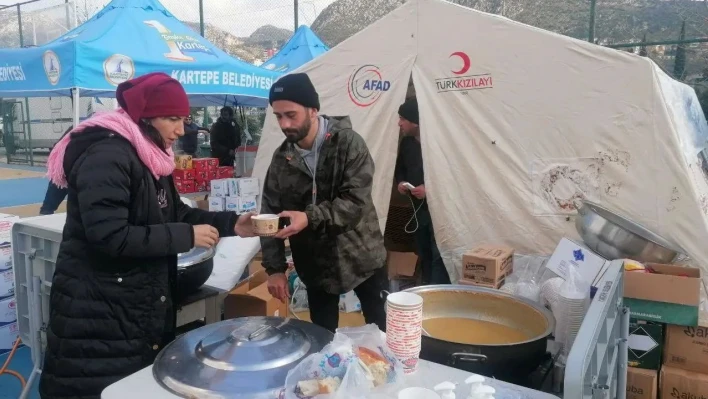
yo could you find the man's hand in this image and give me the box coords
[234,212,256,237]
[193,225,219,248]
[411,184,426,199]
[274,211,308,239]
[397,182,409,195]
[267,273,290,303]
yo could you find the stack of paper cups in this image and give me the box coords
[385,292,423,374]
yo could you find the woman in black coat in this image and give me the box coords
[39,72,254,399]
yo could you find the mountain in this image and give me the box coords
[245,25,292,47]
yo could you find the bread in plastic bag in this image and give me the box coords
[284,324,404,399]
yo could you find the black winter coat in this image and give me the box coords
[38,128,238,399]
[210,118,241,166]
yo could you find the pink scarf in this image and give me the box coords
[47,109,175,188]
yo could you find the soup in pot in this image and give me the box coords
[422,317,530,345]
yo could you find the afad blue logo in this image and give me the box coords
[144,20,214,62]
[347,65,391,107]
[573,249,585,262]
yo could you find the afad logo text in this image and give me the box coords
[144,20,215,62]
[671,388,707,399]
[435,51,493,94]
[347,65,391,107]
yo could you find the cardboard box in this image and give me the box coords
[386,251,418,279]
[223,270,287,319]
[209,170,218,180]
[0,245,11,271]
[624,263,701,326]
[659,366,708,399]
[629,319,664,370]
[0,268,14,299]
[462,245,513,286]
[205,157,219,169]
[0,296,16,324]
[173,169,195,181]
[238,196,258,214]
[224,196,239,212]
[195,180,208,193]
[195,170,209,182]
[225,178,239,196]
[0,214,19,246]
[663,324,708,373]
[626,367,657,399]
[175,154,193,170]
[0,321,19,355]
[238,178,260,196]
[182,180,195,193]
[208,196,225,211]
[218,166,234,179]
[545,238,607,285]
[192,158,210,173]
[339,291,361,313]
[458,277,505,289]
[210,179,228,197]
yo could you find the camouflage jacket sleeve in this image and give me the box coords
[305,131,374,235]
[260,164,287,275]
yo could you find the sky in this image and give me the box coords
[0,0,337,36]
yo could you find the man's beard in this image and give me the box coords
[283,118,311,143]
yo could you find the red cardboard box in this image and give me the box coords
[195,180,207,193]
[175,180,184,192]
[209,170,218,180]
[182,180,196,193]
[193,159,210,173]
[173,169,195,181]
[195,170,209,181]
[218,166,234,179]
[206,158,219,169]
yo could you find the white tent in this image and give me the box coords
[253,0,708,282]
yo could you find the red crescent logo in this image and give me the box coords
[450,51,471,75]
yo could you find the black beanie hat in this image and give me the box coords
[269,73,320,110]
[398,97,419,125]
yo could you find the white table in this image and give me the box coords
[102,360,559,399]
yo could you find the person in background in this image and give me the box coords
[39,72,255,399]
[394,97,451,285]
[39,126,73,215]
[210,106,241,166]
[260,73,388,333]
[179,114,199,156]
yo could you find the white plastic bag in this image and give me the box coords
[283,324,404,399]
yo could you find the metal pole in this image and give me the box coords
[588,0,596,43]
[24,98,34,166]
[64,0,71,30]
[17,4,24,47]
[199,0,205,36]
[294,0,299,31]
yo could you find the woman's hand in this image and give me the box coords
[193,224,219,248]
[235,212,256,237]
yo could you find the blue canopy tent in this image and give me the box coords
[0,0,280,123]
[261,25,329,73]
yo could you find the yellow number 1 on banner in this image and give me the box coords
[144,20,194,62]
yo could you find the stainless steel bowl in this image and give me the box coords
[575,200,684,263]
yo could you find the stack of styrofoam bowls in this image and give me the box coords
[541,277,564,311]
[555,288,590,356]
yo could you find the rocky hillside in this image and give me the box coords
[311,0,708,46]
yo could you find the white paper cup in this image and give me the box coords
[387,292,423,308]
[252,214,280,236]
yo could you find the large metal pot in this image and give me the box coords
[575,200,684,263]
[176,246,215,298]
[402,285,554,384]
[153,316,333,398]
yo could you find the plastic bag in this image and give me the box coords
[283,324,404,399]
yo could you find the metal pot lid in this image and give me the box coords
[177,246,216,269]
[153,316,333,399]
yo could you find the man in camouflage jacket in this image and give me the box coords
[260,73,387,332]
